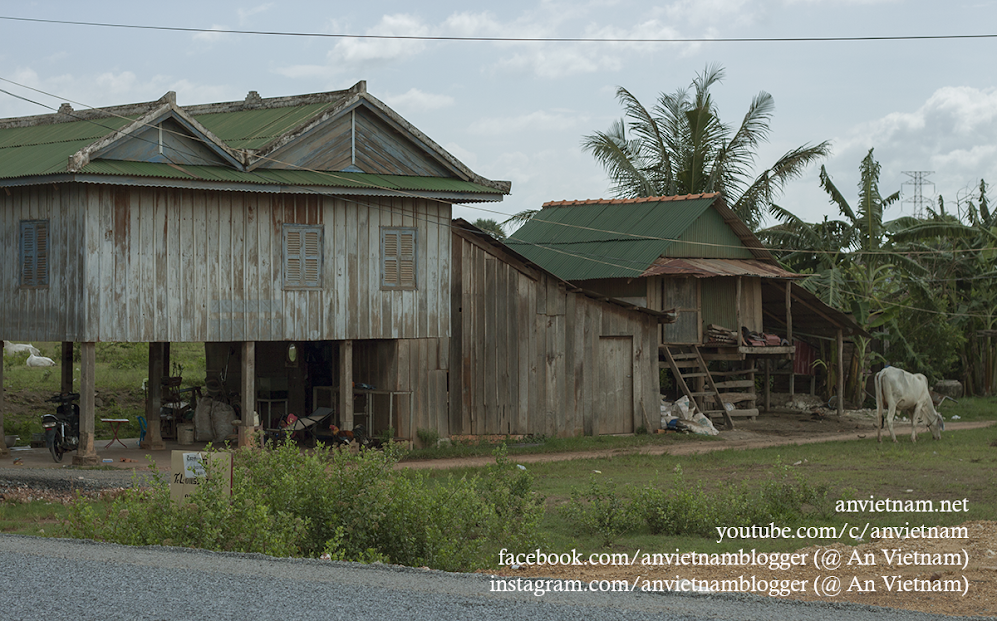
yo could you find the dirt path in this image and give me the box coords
[398,417,996,470]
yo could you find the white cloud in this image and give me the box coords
[238,4,274,24]
[192,25,232,43]
[327,14,430,67]
[469,109,590,135]
[382,88,454,112]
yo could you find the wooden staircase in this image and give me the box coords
[660,344,734,429]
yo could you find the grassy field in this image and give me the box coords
[2,342,205,441]
[3,408,995,557]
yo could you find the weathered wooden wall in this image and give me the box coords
[450,231,659,438]
[0,185,86,341]
[0,184,451,343]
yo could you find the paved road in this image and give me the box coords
[0,535,991,621]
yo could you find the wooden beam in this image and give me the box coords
[837,329,844,417]
[0,349,6,456]
[785,282,793,344]
[73,342,99,466]
[240,342,255,446]
[339,340,354,430]
[61,342,74,395]
[143,343,165,450]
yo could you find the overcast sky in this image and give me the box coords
[1,1,995,231]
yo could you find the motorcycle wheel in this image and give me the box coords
[49,434,64,462]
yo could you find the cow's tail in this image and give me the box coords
[874,370,883,429]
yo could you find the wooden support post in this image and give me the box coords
[61,342,74,395]
[240,342,256,447]
[143,343,165,450]
[0,350,7,456]
[164,343,171,377]
[339,340,354,430]
[73,342,99,465]
[836,329,845,417]
[764,359,771,412]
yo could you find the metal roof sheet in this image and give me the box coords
[506,195,721,280]
[76,160,499,195]
[192,102,338,150]
[0,117,133,179]
[641,258,806,279]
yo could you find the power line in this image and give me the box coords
[1,15,996,44]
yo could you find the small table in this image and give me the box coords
[101,418,130,449]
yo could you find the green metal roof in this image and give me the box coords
[76,160,499,195]
[0,117,133,179]
[0,89,507,199]
[192,102,338,150]
[506,196,745,280]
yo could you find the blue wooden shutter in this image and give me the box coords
[381,228,416,289]
[20,220,49,287]
[283,224,323,289]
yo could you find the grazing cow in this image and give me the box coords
[875,366,945,443]
[3,341,40,356]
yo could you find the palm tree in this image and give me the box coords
[578,64,831,230]
[471,218,507,239]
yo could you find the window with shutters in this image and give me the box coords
[282,224,323,289]
[381,227,417,290]
[19,220,49,288]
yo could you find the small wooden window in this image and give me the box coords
[20,220,49,288]
[283,224,323,289]
[381,227,417,290]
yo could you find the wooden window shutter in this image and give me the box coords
[381,227,417,289]
[283,224,323,289]
[20,220,49,288]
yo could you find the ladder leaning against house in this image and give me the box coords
[660,344,760,429]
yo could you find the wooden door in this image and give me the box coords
[598,336,634,435]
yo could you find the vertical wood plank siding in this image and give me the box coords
[0,185,86,340]
[0,184,451,343]
[449,232,658,438]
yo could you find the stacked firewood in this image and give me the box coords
[704,324,737,345]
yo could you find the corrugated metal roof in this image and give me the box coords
[77,160,499,194]
[0,117,133,179]
[641,258,806,279]
[506,195,721,280]
[193,102,338,150]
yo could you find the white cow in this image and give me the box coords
[3,340,40,356]
[26,353,56,367]
[875,366,945,443]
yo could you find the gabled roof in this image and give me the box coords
[505,194,777,281]
[452,219,674,323]
[0,81,510,202]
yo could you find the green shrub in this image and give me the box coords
[416,427,440,448]
[561,476,641,547]
[65,440,545,572]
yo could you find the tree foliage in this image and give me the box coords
[580,64,830,230]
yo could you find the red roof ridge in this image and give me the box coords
[541,193,719,208]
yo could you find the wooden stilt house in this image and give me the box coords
[0,82,510,458]
[507,194,866,427]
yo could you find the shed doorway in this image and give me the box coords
[597,336,634,435]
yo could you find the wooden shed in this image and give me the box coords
[449,220,669,437]
[0,82,509,458]
[507,194,866,426]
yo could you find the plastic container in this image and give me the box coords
[177,423,195,446]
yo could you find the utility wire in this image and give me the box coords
[1,78,996,318]
[1,15,995,44]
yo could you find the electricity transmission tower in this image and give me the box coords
[901,171,934,218]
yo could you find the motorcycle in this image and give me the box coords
[41,392,81,462]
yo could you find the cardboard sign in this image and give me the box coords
[169,451,233,505]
